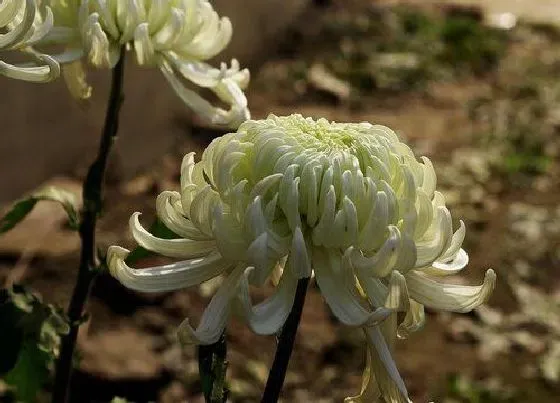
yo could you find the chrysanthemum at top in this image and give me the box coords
[0,0,59,82]
[107,114,496,402]
[35,0,250,128]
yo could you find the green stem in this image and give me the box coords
[198,333,229,403]
[261,277,310,403]
[51,47,126,403]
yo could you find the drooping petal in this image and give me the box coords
[213,204,249,261]
[344,341,380,403]
[160,58,249,129]
[177,264,245,345]
[246,232,271,282]
[314,248,391,327]
[130,212,216,258]
[235,265,298,335]
[107,246,231,292]
[349,226,402,278]
[133,22,156,66]
[357,273,388,308]
[398,298,425,339]
[384,271,408,311]
[406,269,496,312]
[290,226,311,279]
[61,59,92,99]
[366,319,411,402]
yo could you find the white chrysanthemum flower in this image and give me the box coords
[0,0,59,82]
[35,0,249,127]
[107,114,496,402]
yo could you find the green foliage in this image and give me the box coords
[3,343,51,403]
[308,6,509,95]
[501,152,551,176]
[438,16,507,75]
[445,374,517,403]
[0,286,69,402]
[0,199,38,234]
[467,49,560,182]
[0,186,80,234]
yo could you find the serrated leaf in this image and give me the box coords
[125,218,178,264]
[0,186,80,234]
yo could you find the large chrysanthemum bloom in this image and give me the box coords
[0,0,59,82]
[34,0,249,127]
[107,114,496,402]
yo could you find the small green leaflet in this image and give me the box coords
[0,186,80,233]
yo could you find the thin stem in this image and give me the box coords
[198,333,229,403]
[51,47,126,403]
[261,277,310,403]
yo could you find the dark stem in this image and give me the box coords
[198,333,229,403]
[261,277,310,403]
[51,47,126,403]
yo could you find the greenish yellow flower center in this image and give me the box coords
[286,118,357,150]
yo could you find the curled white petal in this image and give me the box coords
[177,264,244,345]
[314,248,392,327]
[156,191,210,241]
[160,60,249,129]
[0,0,59,82]
[438,220,466,263]
[235,265,298,335]
[423,248,469,276]
[398,299,425,339]
[130,212,216,258]
[107,246,230,293]
[32,0,250,122]
[349,226,401,278]
[407,269,496,312]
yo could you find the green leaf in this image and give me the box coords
[125,218,178,264]
[0,286,69,401]
[0,199,37,233]
[0,290,24,374]
[3,342,50,403]
[0,186,81,234]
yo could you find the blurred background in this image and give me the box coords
[1,0,560,401]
